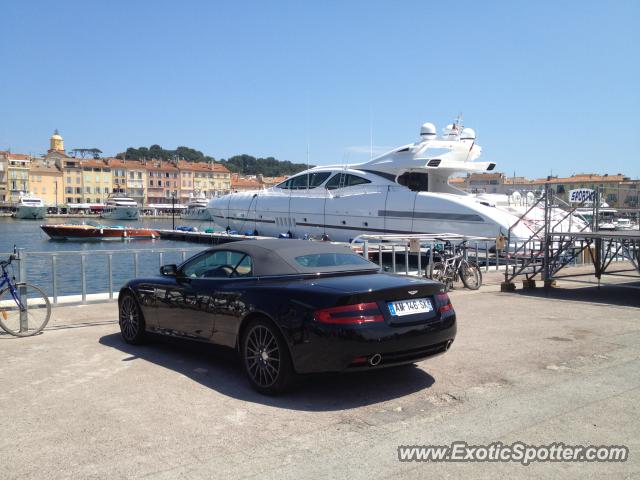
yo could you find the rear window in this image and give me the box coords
[294,252,372,268]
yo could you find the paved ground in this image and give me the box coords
[1,270,639,479]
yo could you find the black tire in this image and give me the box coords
[118,291,146,344]
[460,261,482,290]
[0,283,51,337]
[241,317,294,395]
[430,262,450,292]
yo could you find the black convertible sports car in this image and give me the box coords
[118,239,456,394]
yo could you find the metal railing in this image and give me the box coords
[350,233,497,278]
[1,247,204,306]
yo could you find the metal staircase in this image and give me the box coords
[502,186,593,289]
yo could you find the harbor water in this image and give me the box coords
[0,217,221,298]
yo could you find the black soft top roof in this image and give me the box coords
[201,239,379,276]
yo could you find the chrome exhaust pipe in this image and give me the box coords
[445,339,453,351]
[369,353,382,366]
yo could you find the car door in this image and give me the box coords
[155,250,252,341]
[153,250,221,339]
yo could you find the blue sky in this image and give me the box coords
[1,0,638,178]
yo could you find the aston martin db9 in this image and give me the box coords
[118,239,456,394]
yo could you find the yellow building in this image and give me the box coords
[0,151,31,202]
[29,160,64,207]
[189,162,231,197]
[80,159,112,204]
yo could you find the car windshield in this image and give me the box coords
[294,252,372,268]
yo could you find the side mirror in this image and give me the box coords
[160,264,178,276]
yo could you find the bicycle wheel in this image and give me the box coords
[460,261,482,290]
[0,284,51,337]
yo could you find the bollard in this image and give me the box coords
[363,240,369,261]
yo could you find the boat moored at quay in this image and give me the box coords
[181,195,212,221]
[13,193,47,220]
[100,196,139,220]
[208,120,584,243]
[40,223,159,241]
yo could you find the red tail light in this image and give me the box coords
[314,302,384,325]
[435,293,453,314]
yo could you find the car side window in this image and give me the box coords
[181,251,253,278]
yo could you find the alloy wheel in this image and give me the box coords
[119,296,139,341]
[245,325,281,388]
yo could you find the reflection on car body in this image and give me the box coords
[118,239,456,394]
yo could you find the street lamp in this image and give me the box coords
[171,192,176,230]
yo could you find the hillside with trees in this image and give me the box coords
[116,145,311,176]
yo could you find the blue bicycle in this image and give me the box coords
[0,253,51,336]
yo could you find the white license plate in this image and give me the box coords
[388,298,433,317]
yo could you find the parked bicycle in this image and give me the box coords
[0,251,51,336]
[428,240,482,292]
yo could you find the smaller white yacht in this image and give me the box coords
[181,195,211,221]
[615,218,637,231]
[101,196,139,220]
[14,193,47,220]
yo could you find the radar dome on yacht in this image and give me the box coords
[419,122,437,141]
[461,128,476,140]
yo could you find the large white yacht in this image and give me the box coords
[14,193,47,220]
[181,194,211,221]
[208,121,580,242]
[101,196,139,220]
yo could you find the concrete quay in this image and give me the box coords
[1,276,639,479]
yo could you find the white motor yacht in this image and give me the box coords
[181,195,211,221]
[208,121,586,243]
[101,196,139,220]
[14,193,47,220]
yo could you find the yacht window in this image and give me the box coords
[277,172,331,190]
[397,172,429,192]
[325,173,371,190]
[345,174,370,187]
[361,170,397,182]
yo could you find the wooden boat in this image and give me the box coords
[41,224,160,241]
